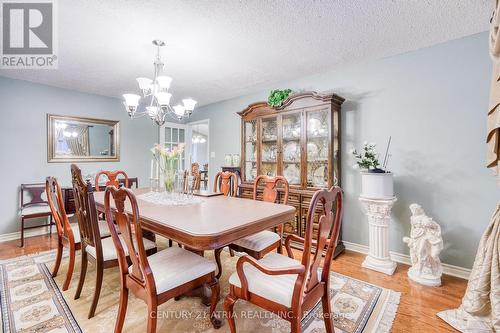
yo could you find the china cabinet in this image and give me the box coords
[238,91,345,257]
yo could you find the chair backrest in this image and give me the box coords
[46,177,75,242]
[71,164,101,250]
[95,170,129,192]
[214,171,238,197]
[191,162,200,174]
[123,177,139,189]
[298,187,343,295]
[20,183,47,208]
[252,175,289,205]
[190,163,201,191]
[181,170,199,192]
[104,187,157,295]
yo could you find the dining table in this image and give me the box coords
[93,187,296,303]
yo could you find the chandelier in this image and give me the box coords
[122,40,197,126]
[191,134,206,144]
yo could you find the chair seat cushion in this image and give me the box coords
[228,252,301,307]
[21,204,51,217]
[69,220,112,244]
[86,235,156,261]
[232,230,281,252]
[129,247,216,294]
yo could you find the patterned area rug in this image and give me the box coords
[0,251,81,333]
[0,245,400,333]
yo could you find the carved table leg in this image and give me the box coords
[214,248,223,279]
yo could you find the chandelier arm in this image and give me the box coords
[129,111,149,119]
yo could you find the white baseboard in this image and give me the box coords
[0,227,54,243]
[342,241,471,280]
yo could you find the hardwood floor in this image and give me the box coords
[0,234,465,332]
[322,250,465,333]
[0,234,58,260]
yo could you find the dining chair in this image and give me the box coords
[70,164,157,318]
[19,183,54,247]
[228,175,289,259]
[190,163,202,191]
[224,186,343,333]
[202,163,209,189]
[184,168,201,193]
[104,186,221,332]
[46,176,113,291]
[213,171,239,278]
[46,177,80,291]
[213,171,238,197]
[123,177,139,189]
[94,170,129,191]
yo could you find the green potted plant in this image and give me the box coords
[268,89,292,107]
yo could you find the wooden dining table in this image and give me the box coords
[93,188,296,278]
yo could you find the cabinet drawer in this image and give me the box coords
[286,192,300,205]
[239,188,254,199]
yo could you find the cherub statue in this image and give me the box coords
[403,204,443,286]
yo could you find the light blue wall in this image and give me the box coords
[0,77,156,235]
[188,32,500,269]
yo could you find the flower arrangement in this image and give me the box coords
[351,138,393,173]
[151,143,184,192]
[268,89,292,107]
[350,142,381,171]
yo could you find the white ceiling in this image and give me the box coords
[0,0,492,106]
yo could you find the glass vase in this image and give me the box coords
[163,169,175,193]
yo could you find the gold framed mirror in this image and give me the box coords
[47,114,120,162]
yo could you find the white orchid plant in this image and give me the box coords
[151,143,184,192]
[350,142,381,171]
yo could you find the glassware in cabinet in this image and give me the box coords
[306,108,330,188]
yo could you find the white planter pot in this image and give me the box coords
[360,172,394,199]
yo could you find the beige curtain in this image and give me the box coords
[437,206,500,331]
[488,0,500,175]
[67,126,90,156]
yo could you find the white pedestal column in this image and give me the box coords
[359,196,397,275]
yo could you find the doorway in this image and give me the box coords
[186,119,210,190]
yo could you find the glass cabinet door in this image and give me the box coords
[306,108,330,188]
[281,112,302,186]
[244,120,258,182]
[260,117,278,177]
